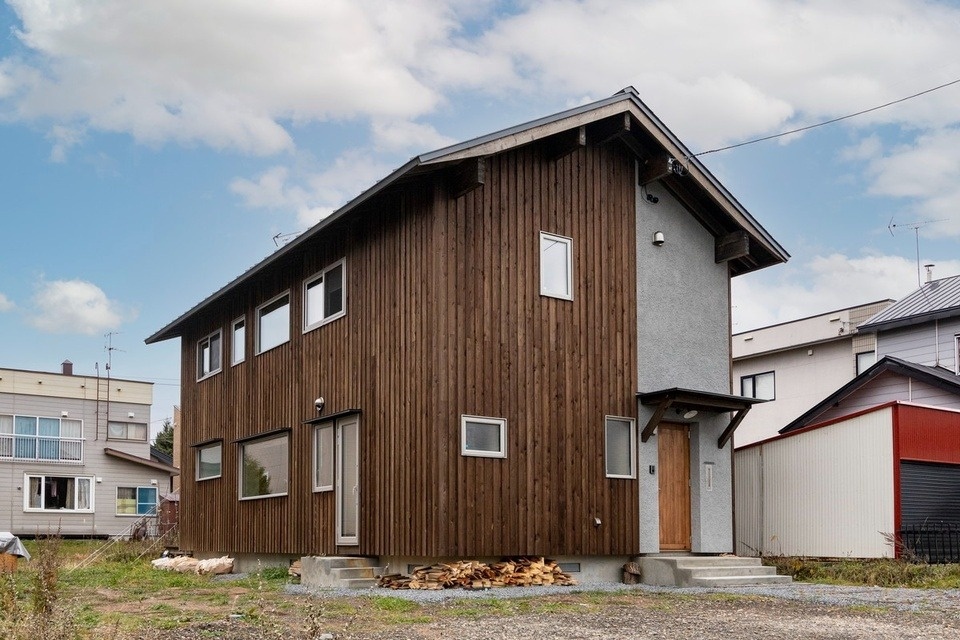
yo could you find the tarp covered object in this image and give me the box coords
[0,532,31,560]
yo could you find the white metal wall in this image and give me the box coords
[735,406,896,558]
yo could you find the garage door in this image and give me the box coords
[900,461,960,526]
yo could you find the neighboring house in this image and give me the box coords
[731,300,893,446]
[736,402,960,559]
[779,356,960,433]
[145,88,788,580]
[860,273,960,372]
[0,361,178,537]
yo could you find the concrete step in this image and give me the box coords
[333,566,385,580]
[635,555,791,587]
[690,574,793,587]
[340,577,379,589]
[685,565,778,578]
[300,555,383,589]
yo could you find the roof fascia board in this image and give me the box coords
[145,158,422,344]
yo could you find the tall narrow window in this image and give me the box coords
[741,371,775,400]
[313,424,334,491]
[232,317,246,365]
[197,330,222,380]
[256,292,290,354]
[605,416,636,478]
[856,350,876,375]
[540,232,573,300]
[304,259,347,331]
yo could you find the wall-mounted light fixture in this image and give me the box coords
[652,231,665,247]
[61,411,69,418]
[676,407,698,419]
[128,411,135,419]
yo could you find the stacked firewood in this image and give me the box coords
[377,556,577,590]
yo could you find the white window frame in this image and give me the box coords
[303,258,347,333]
[461,415,507,458]
[23,473,95,513]
[238,433,289,500]
[196,441,223,481]
[107,421,148,442]
[255,291,291,355]
[539,231,573,300]
[741,371,775,400]
[115,486,159,517]
[856,350,876,375]
[196,329,222,381]
[955,335,960,375]
[312,423,334,492]
[231,317,246,366]
[604,416,636,479]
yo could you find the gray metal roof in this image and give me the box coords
[145,87,789,345]
[859,274,960,332]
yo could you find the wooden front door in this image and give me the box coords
[658,422,691,550]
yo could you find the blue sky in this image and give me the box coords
[2,0,960,435]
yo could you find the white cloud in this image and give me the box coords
[370,119,456,153]
[28,279,132,335]
[231,150,394,228]
[732,253,960,331]
[2,0,460,154]
[0,293,14,312]
[857,127,960,236]
[46,124,84,162]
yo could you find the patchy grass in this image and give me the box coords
[764,556,960,588]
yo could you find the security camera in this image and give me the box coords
[315,397,325,414]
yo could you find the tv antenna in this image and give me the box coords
[272,231,300,247]
[887,217,946,287]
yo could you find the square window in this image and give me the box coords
[313,424,334,491]
[240,434,289,499]
[304,259,347,331]
[461,415,507,458]
[540,232,573,300]
[197,330,222,380]
[197,442,223,480]
[605,416,636,478]
[741,371,775,400]
[116,487,158,516]
[257,292,290,354]
[232,317,246,365]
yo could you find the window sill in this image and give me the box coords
[303,311,346,335]
[540,292,573,301]
[239,492,288,501]
[196,369,222,383]
[255,339,290,357]
[197,475,222,482]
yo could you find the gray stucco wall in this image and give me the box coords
[635,176,734,554]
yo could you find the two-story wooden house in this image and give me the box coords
[146,88,788,581]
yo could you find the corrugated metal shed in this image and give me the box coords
[860,274,960,331]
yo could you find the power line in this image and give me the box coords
[691,76,960,158]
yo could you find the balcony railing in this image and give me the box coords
[0,434,85,463]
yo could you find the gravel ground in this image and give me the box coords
[289,580,960,639]
[137,579,960,639]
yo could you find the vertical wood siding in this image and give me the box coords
[179,140,639,557]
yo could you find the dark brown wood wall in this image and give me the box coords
[178,139,639,558]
